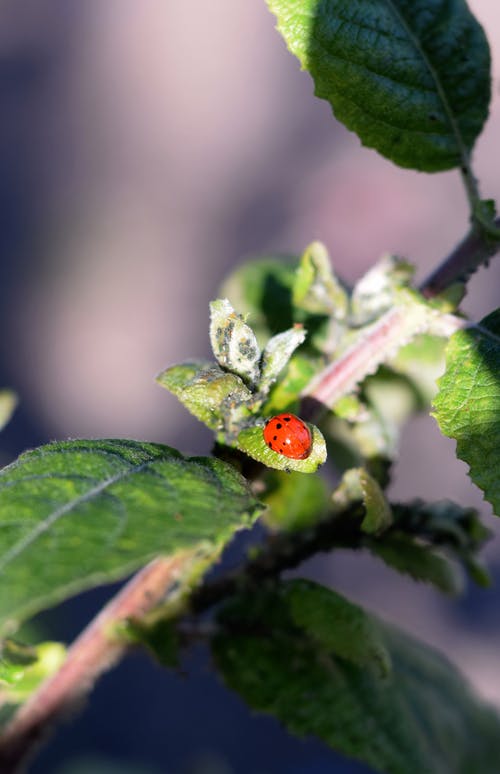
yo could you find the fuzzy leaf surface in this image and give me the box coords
[157,361,252,431]
[0,439,261,634]
[210,299,261,387]
[214,580,500,774]
[259,326,306,392]
[267,0,491,171]
[434,310,500,515]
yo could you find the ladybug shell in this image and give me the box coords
[263,413,312,460]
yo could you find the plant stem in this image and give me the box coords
[0,553,194,773]
[301,306,463,416]
[191,506,364,614]
[421,217,500,298]
[302,216,500,416]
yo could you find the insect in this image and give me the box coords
[263,413,312,460]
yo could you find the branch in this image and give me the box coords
[0,553,194,773]
[300,305,463,418]
[421,217,500,298]
[191,506,364,614]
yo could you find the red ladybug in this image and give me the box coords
[263,413,312,460]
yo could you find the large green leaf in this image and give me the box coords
[214,580,500,774]
[0,439,261,634]
[267,0,491,171]
[433,310,500,516]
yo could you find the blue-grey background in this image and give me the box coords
[1,3,499,772]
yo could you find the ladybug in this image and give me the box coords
[263,413,312,460]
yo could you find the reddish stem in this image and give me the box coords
[420,217,500,298]
[0,553,193,773]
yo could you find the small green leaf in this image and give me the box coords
[209,299,261,387]
[259,326,306,391]
[214,580,500,774]
[390,333,446,404]
[262,470,329,531]
[361,368,422,458]
[384,499,490,587]
[292,241,348,317]
[284,580,391,676]
[370,533,463,594]
[267,0,491,171]
[265,353,318,414]
[433,310,500,515]
[350,256,415,324]
[0,639,66,703]
[332,468,392,535]
[0,391,17,433]
[157,361,252,431]
[0,439,262,634]
[220,257,298,343]
[125,619,180,669]
[237,422,326,473]
[392,499,490,553]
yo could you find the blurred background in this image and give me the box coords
[0,2,499,772]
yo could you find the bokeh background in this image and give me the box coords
[1,2,499,772]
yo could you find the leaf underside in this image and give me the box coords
[267,0,491,171]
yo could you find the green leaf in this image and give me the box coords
[220,256,298,343]
[259,326,306,392]
[209,299,261,388]
[292,241,348,317]
[125,618,181,669]
[237,422,326,473]
[332,468,392,535]
[0,439,262,634]
[214,580,500,774]
[390,333,446,404]
[370,533,463,594]
[267,0,491,171]
[350,256,415,324]
[361,367,423,458]
[156,361,252,432]
[433,310,500,516]
[392,499,490,553]
[0,639,66,703]
[0,391,17,433]
[375,499,491,588]
[262,470,330,531]
[284,580,391,676]
[265,353,318,414]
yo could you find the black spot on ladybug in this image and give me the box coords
[276,423,282,429]
[268,442,273,449]
[283,416,291,421]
